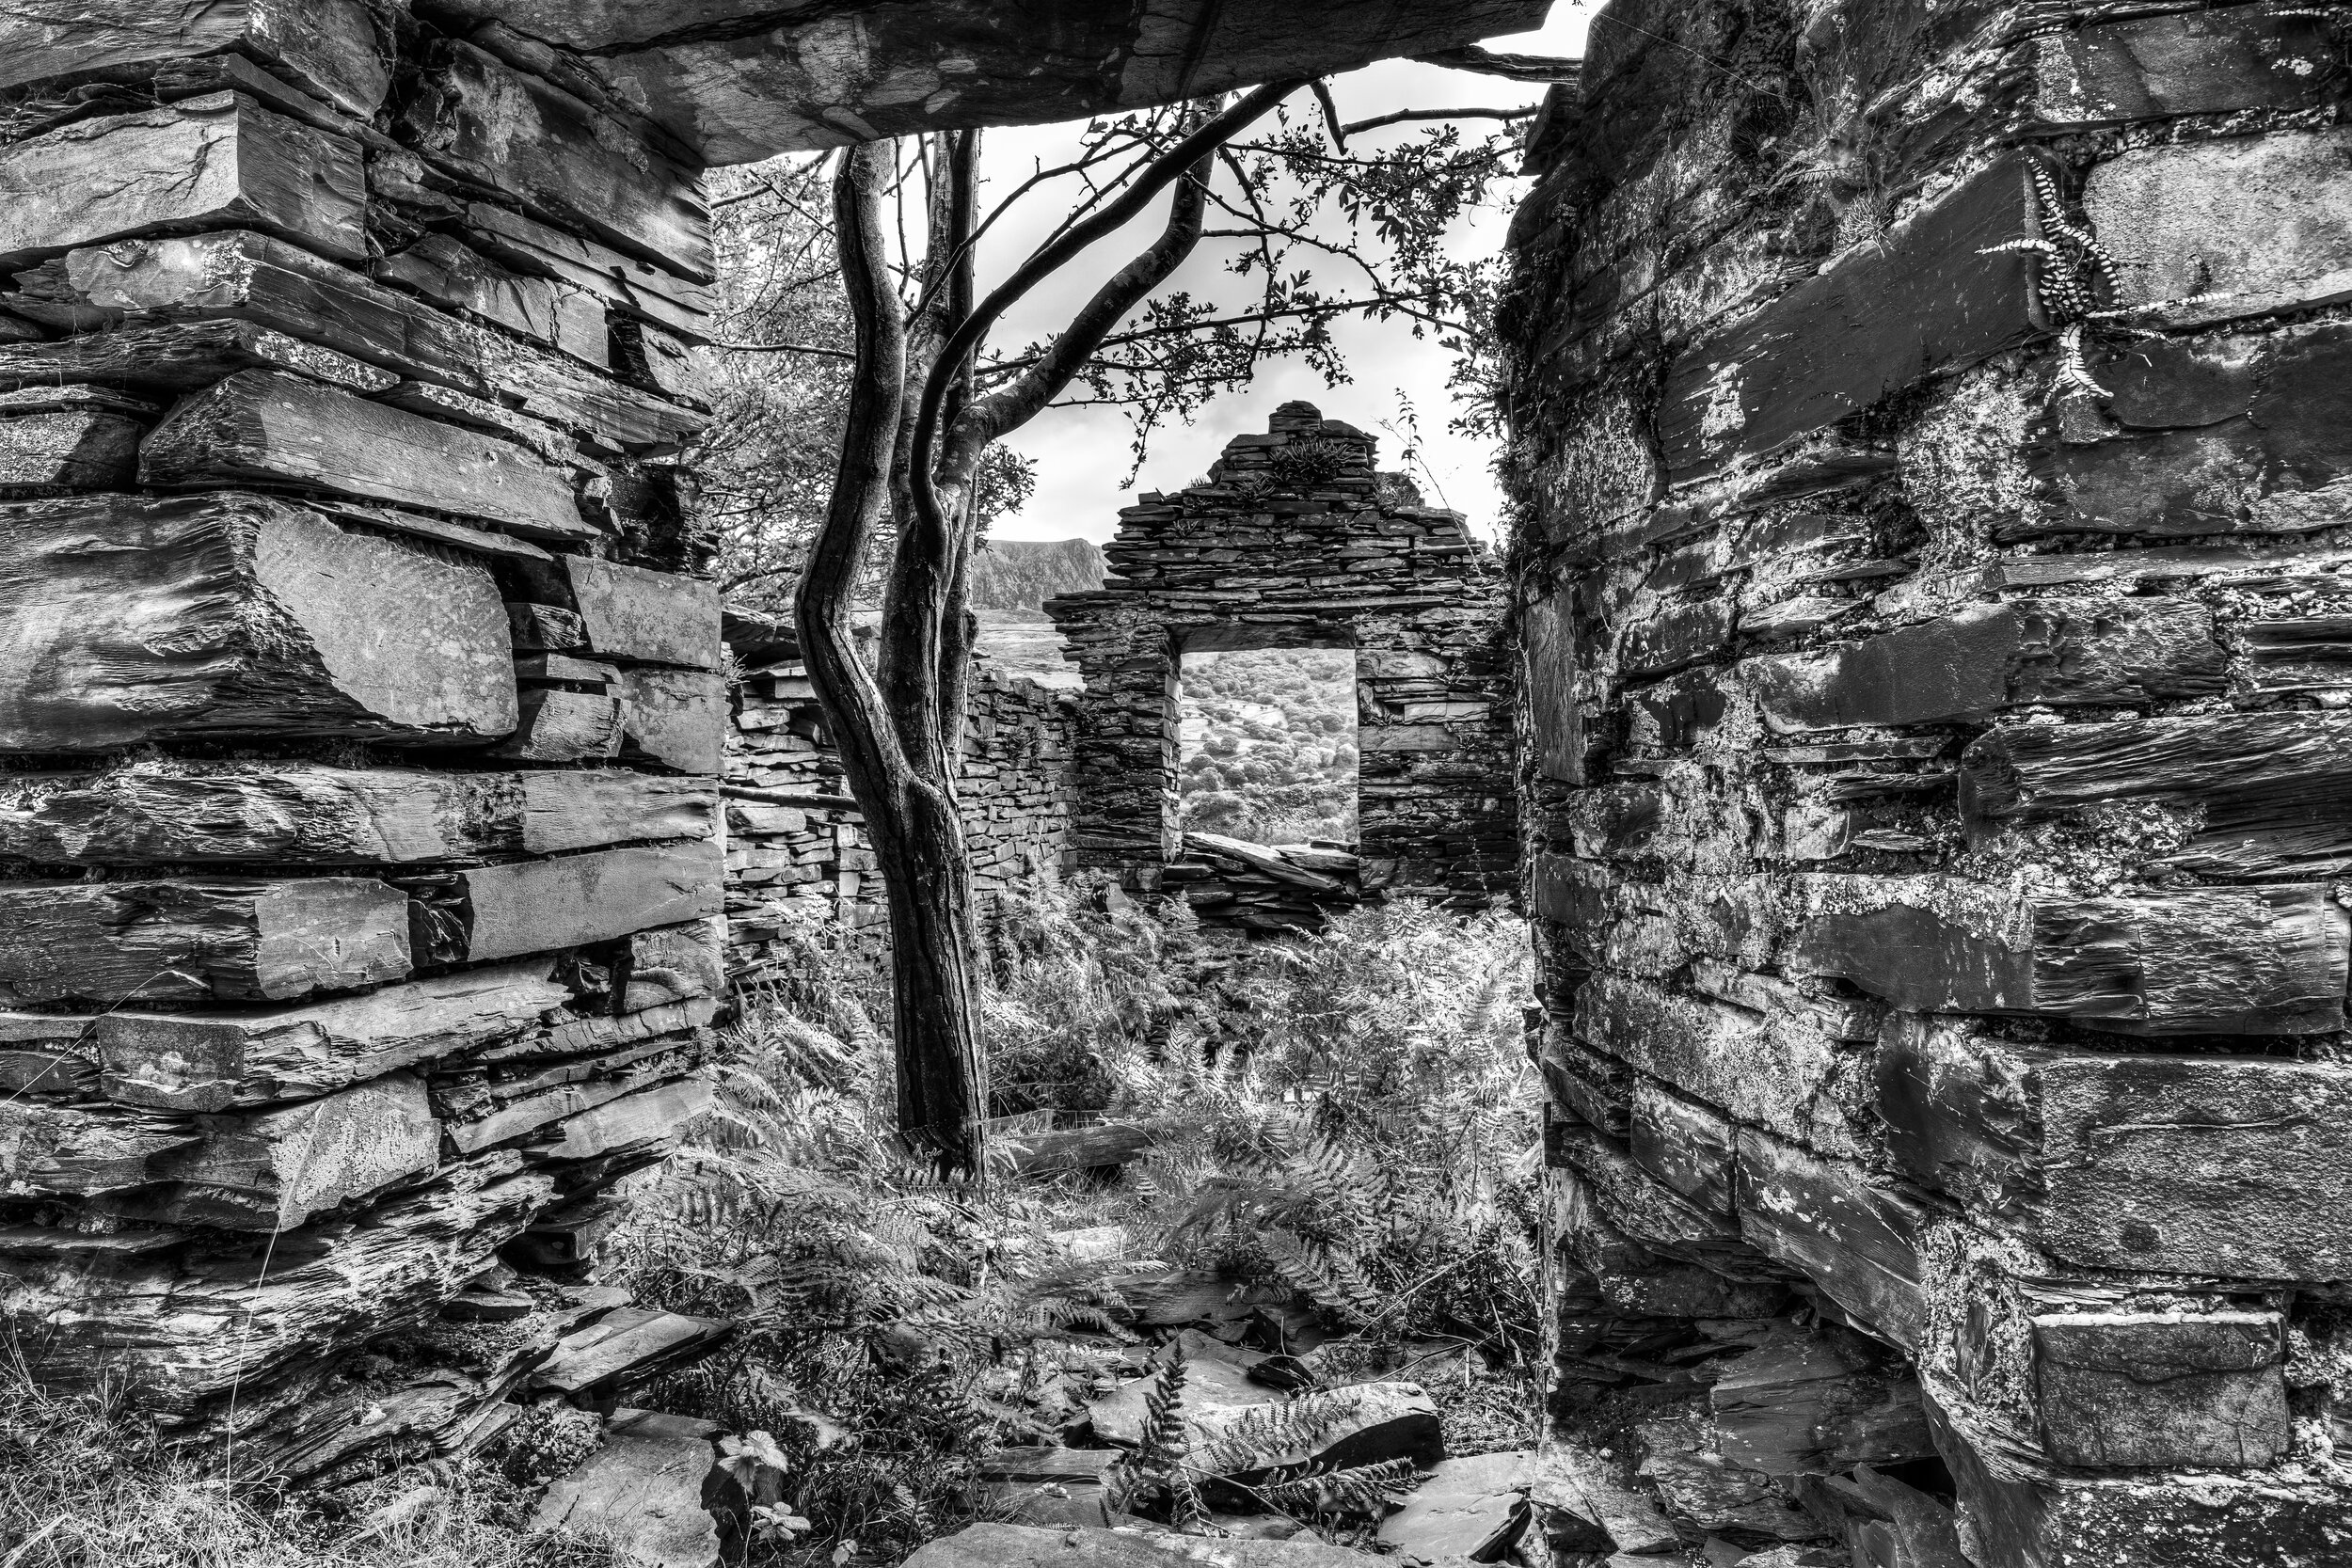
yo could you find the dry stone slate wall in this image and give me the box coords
[1505,0,2352,1562]
[0,4,730,1481]
[722,616,1077,983]
[1046,403,1518,918]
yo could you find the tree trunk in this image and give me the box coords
[873,776,987,1164]
[794,142,990,1176]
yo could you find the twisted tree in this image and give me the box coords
[735,77,1549,1174]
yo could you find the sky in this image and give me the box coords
[979,4,1595,546]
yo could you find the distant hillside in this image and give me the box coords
[968,538,1106,621]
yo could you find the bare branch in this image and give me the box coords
[907,79,1302,540]
[1413,45,1583,82]
[1309,79,1348,152]
[1343,106,1536,135]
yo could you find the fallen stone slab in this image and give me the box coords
[1528,1441,1679,1556]
[531,1307,734,1399]
[529,1407,723,1568]
[1376,1449,1534,1565]
[1190,1378,1445,1480]
[901,1523,1379,1568]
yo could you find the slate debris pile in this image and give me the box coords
[1047,404,1518,914]
[0,1,735,1479]
[966,1250,1541,1568]
[721,612,1079,978]
[1505,0,2352,1562]
[1164,832,1366,933]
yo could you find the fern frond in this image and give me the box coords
[1259,1457,1421,1515]
[1193,1388,1365,1475]
[1262,1228,1385,1324]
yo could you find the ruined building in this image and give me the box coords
[0,0,1542,1483]
[5,0,2352,1562]
[1506,0,2352,1562]
[1049,403,1518,927]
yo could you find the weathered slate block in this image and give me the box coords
[123,1071,440,1230]
[618,920,723,1012]
[2039,322,2352,536]
[1735,1131,1929,1349]
[0,766,713,865]
[1629,1081,1735,1215]
[1790,873,2348,1035]
[374,234,605,366]
[2032,1309,2288,1469]
[401,40,709,281]
[1709,1328,1932,1476]
[0,1101,199,1195]
[2088,126,2352,327]
[411,842,723,965]
[1962,710,2352,876]
[1551,1165,1790,1320]
[0,1013,99,1099]
[1930,1386,2350,1568]
[0,93,364,269]
[101,958,566,1111]
[141,369,588,541]
[0,0,394,119]
[2023,8,2338,131]
[1553,1121,1765,1282]
[9,232,706,454]
[0,407,139,494]
[0,320,393,397]
[462,201,715,341]
[617,668,727,774]
[1521,586,1582,783]
[526,1405,723,1568]
[534,556,724,671]
[0,1154,552,1411]
[0,492,516,751]
[1744,599,2223,732]
[1656,161,2035,477]
[541,1075,714,1160]
[1619,596,1732,678]
[490,690,625,763]
[1877,1013,2352,1278]
[0,875,409,1005]
[1572,973,1866,1156]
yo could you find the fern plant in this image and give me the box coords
[1104,1358,1422,1531]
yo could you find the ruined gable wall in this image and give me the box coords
[1503,0,2352,1560]
[1048,403,1518,912]
[0,3,730,1479]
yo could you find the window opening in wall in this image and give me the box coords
[1175,646,1359,850]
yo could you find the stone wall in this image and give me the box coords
[0,5,729,1480]
[1505,1,2352,1562]
[1047,402,1518,911]
[722,623,1077,982]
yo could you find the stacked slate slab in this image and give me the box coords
[1504,0,2352,1562]
[0,1,732,1481]
[1045,404,1518,915]
[723,615,1077,981]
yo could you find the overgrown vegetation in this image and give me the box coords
[0,1369,621,1568]
[612,887,1540,1561]
[2,891,1535,1568]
